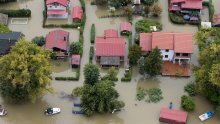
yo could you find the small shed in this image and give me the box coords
[71,54,80,68]
[159,108,188,124]
[0,13,8,25]
[120,22,132,35]
[72,6,83,22]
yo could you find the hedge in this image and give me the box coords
[80,0,85,12]
[89,46,94,63]
[90,24,95,43]
[169,12,186,24]
[55,68,80,81]
[0,9,31,17]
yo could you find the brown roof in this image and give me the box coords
[0,13,8,25]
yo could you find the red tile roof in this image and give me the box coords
[45,30,69,51]
[174,34,193,53]
[95,37,125,56]
[213,13,220,25]
[159,108,187,124]
[140,33,152,52]
[71,54,80,65]
[152,32,174,50]
[120,22,132,32]
[47,10,66,15]
[140,32,193,53]
[181,0,202,10]
[169,6,181,11]
[72,6,83,20]
[104,29,118,38]
[46,0,68,6]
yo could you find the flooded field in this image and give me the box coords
[0,0,220,124]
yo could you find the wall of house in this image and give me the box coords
[47,4,66,10]
[160,50,174,61]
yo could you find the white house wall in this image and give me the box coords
[160,50,174,61]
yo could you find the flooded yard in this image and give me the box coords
[0,0,220,124]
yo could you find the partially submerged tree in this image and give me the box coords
[150,3,162,16]
[95,0,108,5]
[128,44,142,65]
[69,42,82,55]
[102,67,118,81]
[32,36,45,46]
[0,40,52,103]
[84,63,100,85]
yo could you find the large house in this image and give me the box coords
[95,29,125,67]
[0,32,21,56]
[169,0,202,12]
[45,30,69,58]
[46,0,70,19]
[140,32,193,65]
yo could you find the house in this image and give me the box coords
[140,32,193,65]
[213,13,220,27]
[120,22,132,35]
[45,30,69,58]
[159,108,188,124]
[46,0,70,19]
[104,29,118,38]
[71,6,83,22]
[95,29,125,67]
[0,32,21,56]
[169,0,202,12]
[71,54,80,68]
[0,13,8,25]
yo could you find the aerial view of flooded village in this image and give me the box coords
[0,0,220,124]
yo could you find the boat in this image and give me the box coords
[72,110,85,115]
[0,105,7,116]
[73,103,81,107]
[199,111,214,121]
[44,108,61,115]
[112,109,121,114]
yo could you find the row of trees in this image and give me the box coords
[194,28,220,115]
[73,64,124,116]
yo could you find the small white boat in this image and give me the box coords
[0,107,7,116]
[199,111,214,121]
[44,108,61,115]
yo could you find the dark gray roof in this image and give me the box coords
[0,13,8,25]
[0,32,21,40]
[0,32,21,55]
[100,56,120,66]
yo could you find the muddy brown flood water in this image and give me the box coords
[0,0,220,124]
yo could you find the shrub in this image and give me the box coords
[184,83,197,96]
[69,42,82,55]
[55,68,80,81]
[128,34,132,47]
[135,19,162,33]
[169,12,186,24]
[0,9,31,17]
[0,24,11,33]
[136,88,146,101]
[150,3,162,16]
[32,36,45,46]
[121,68,132,82]
[145,88,163,103]
[80,0,85,12]
[89,46,94,63]
[134,33,140,44]
[90,24,95,43]
[181,95,195,112]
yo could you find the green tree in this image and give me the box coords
[181,95,195,112]
[137,56,145,75]
[144,47,162,76]
[102,67,118,81]
[95,0,108,5]
[128,44,142,65]
[73,80,124,116]
[84,63,100,85]
[32,36,45,46]
[0,23,11,33]
[69,42,82,55]
[0,40,52,103]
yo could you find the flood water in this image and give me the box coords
[0,0,220,124]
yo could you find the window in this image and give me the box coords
[165,55,168,58]
[182,53,188,56]
[165,49,169,52]
[176,53,180,56]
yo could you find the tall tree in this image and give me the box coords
[84,63,100,85]
[144,47,162,76]
[102,67,118,81]
[128,44,142,65]
[0,40,52,103]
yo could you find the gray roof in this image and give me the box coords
[0,32,21,40]
[0,13,8,25]
[100,56,120,66]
